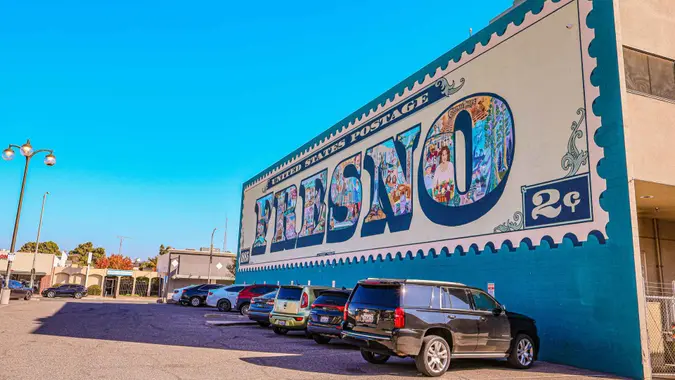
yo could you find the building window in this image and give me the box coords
[624,47,675,102]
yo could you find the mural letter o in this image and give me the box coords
[418,93,515,226]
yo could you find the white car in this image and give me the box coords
[206,284,246,312]
[170,285,198,304]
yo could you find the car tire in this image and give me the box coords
[415,335,451,377]
[240,303,250,316]
[272,326,288,335]
[217,299,232,312]
[257,321,270,327]
[190,297,201,307]
[313,335,331,344]
[74,292,83,299]
[47,291,56,298]
[360,349,390,364]
[508,334,536,369]
[24,292,32,301]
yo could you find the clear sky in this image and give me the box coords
[0,0,512,260]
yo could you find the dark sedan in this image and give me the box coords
[3,279,33,300]
[307,289,351,344]
[180,284,225,307]
[248,290,278,327]
[42,284,88,299]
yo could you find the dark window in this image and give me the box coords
[624,46,675,101]
[314,293,349,306]
[227,286,245,292]
[262,291,278,299]
[441,287,471,310]
[350,285,401,308]
[470,290,499,311]
[277,287,303,300]
[402,284,432,308]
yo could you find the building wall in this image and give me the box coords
[0,252,55,276]
[238,1,642,378]
[619,0,675,60]
[638,217,675,286]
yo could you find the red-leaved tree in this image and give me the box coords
[108,254,133,270]
[94,256,110,269]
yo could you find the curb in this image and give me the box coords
[205,320,258,326]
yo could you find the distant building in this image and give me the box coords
[157,248,236,291]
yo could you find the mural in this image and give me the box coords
[238,0,606,268]
[422,95,514,207]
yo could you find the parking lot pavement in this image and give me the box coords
[0,300,624,380]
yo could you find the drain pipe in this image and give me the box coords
[654,218,664,289]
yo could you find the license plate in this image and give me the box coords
[320,316,330,323]
[358,312,375,324]
[277,320,286,326]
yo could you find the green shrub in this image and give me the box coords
[87,285,102,296]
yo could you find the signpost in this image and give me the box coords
[487,282,495,298]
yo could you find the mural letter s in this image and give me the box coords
[327,153,362,243]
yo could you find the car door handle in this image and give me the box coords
[447,315,456,320]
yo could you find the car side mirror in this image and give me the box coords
[492,307,503,316]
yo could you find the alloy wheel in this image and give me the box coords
[517,338,534,367]
[426,340,449,374]
[191,298,200,307]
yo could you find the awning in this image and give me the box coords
[171,274,234,281]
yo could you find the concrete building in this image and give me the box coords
[51,266,162,298]
[0,251,56,290]
[157,248,236,292]
[236,0,675,378]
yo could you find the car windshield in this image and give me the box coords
[350,285,400,308]
[277,287,302,301]
[314,292,349,306]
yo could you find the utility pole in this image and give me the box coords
[29,191,49,290]
[207,228,217,284]
[117,235,131,255]
[223,217,228,252]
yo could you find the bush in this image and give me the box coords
[87,285,102,296]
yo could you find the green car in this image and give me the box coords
[270,285,331,335]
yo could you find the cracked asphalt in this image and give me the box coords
[0,299,624,380]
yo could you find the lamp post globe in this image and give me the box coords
[20,141,33,157]
[2,147,14,161]
[44,154,56,166]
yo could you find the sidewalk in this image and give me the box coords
[35,295,162,304]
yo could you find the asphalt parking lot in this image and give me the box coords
[0,299,623,380]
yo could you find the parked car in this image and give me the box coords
[2,279,33,300]
[41,284,88,299]
[342,278,539,377]
[269,285,331,335]
[171,285,198,304]
[247,290,278,327]
[235,284,279,315]
[180,284,226,307]
[307,288,351,344]
[206,284,246,312]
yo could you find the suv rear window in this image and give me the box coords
[314,292,349,306]
[351,285,400,308]
[277,287,303,300]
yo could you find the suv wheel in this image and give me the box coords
[24,292,32,301]
[217,299,231,312]
[272,326,288,335]
[240,303,250,316]
[415,335,450,377]
[74,292,83,299]
[313,335,331,344]
[47,291,56,298]
[508,334,535,369]
[360,349,390,364]
[190,297,201,307]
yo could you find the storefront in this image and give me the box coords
[0,251,56,291]
[235,0,674,378]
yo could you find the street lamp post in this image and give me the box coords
[207,228,217,284]
[29,191,50,291]
[1,140,55,305]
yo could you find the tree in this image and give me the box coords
[227,257,237,276]
[94,256,109,269]
[69,242,105,266]
[140,256,158,271]
[19,241,61,256]
[107,254,133,270]
[159,244,173,256]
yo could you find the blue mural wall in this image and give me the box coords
[237,0,643,378]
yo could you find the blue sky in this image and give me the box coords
[0,0,511,260]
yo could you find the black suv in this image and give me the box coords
[42,284,88,299]
[341,279,538,377]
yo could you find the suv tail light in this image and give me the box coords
[182,289,187,293]
[343,302,349,321]
[300,292,309,308]
[266,299,275,306]
[394,307,405,329]
[208,292,213,296]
